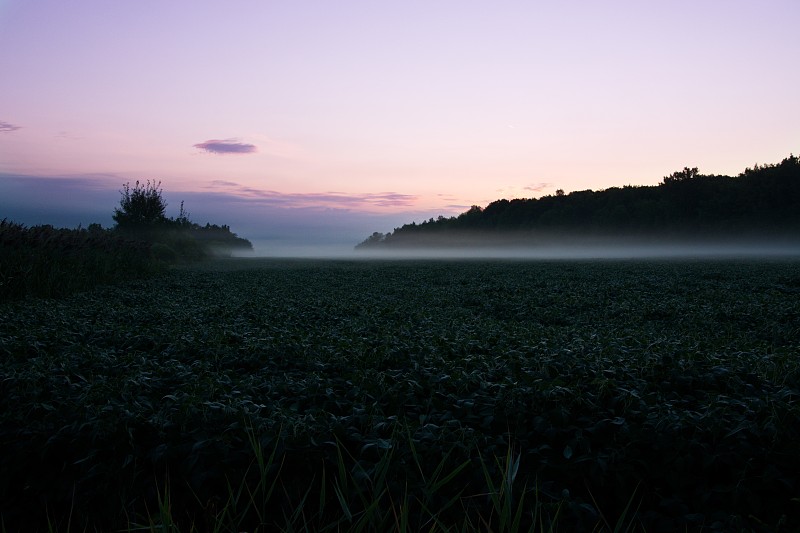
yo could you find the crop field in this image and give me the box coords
[1,258,799,532]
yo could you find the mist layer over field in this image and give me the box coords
[247,236,800,260]
[356,243,800,260]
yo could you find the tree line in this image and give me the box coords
[1,180,252,300]
[357,154,800,248]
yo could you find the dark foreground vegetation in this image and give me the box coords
[0,219,161,300]
[358,154,800,249]
[0,181,252,301]
[1,258,798,531]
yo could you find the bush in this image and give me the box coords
[112,180,168,235]
[150,242,178,263]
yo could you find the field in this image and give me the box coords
[1,258,799,531]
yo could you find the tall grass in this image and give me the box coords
[120,428,570,533]
[0,220,161,300]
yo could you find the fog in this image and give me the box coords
[242,237,800,261]
[4,173,796,261]
[240,241,361,258]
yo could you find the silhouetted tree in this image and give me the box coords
[662,167,699,185]
[112,180,168,231]
[175,200,192,228]
[356,232,387,248]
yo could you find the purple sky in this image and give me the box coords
[1,1,798,253]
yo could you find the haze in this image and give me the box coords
[1,1,798,252]
[245,237,800,261]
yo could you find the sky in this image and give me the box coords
[1,0,798,253]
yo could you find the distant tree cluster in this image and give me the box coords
[357,154,800,248]
[113,180,253,259]
[1,181,254,300]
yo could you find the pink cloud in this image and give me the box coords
[0,121,21,133]
[209,180,240,187]
[524,182,552,192]
[194,139,257,154]
[203,181,418,211]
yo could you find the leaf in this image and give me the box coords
[563,445,573,460]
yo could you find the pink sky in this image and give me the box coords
[1,0,798,252]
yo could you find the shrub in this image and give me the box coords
[112,180,168,235]
[150,242,178,263]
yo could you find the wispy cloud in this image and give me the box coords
[436,193,459,201]
[55,130,84,141]
[495,182,553,199]
[444,204,472,211]
[194,139,257,154]
[210,180,240,187]
[0,173,121,227]
[524,182,552,192]
[0,121,21,133]
[204,181,418,211]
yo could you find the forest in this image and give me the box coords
[357,154,800,249]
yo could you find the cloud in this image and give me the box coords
[0,173,463,253]
[436,193,459,201]
[0,173,121,227]
[194,139,257,154]
[0,121,21,133]
[210,180,240,187]
[444,204,472,211]
[204,181,418,211]
[55,130,83,141]
[490,182,555,202]
[524,182,552,192]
